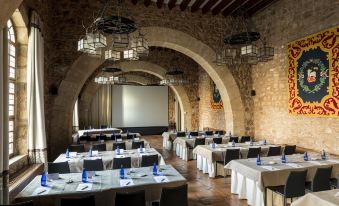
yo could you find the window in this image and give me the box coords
[7,19,16,156]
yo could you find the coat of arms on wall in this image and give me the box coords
[288,26,339,117]
[210,79,223,110]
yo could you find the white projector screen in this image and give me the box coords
[112,85,168,127]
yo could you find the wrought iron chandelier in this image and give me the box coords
[94,67,128,85]
[160,58,189,86]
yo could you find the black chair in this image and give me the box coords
[216,149,240,177]
[268,170,307,206]
[113,142,126,150]
[69,144,85,153]
[229,136,239,143]
[83,159,104,171]
[111,134,122,141]
[176,132,186,137]
[132,141,145,149]
[4,201,34,206]
[79,135,90,142]
[127,134,134,139]
[95,134,107,141]
[284,145,296,155]
[61,195,95,206]
[247,147,261,158]
[205,131,213,136]
[92,143,106,151]
[154,184,188,206]
[100,125,107,129]
[214,130,225,135]
[240,136,251,143]
[113,157,132,169]
[193,138,205,148]
[48,162,70,174]
[306,167,332,192]
[189,131,198,137]
[141,154,159,167]
[267,146,281,156]
[115,190,146,206]
[212,137,222,144]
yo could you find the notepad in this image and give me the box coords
[76,183,93,191]
[116,155,125,158]
[32,187,51,195]
[69,152,77,157]
[154,176,169,183]
[261,166,280,171]
[117,138,122,142]
[286,163,303,168]
[92,150,99,156]
[120,179,135,186]
[134,137,140,141]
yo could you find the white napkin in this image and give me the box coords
[69,152,77,157]
[32,187,51,195]
[120,179,135,186]
[76,183,93,191]
[261,166,280,171]
[154,176,169,183]
[308,161,327,165]
[286,163,303,168]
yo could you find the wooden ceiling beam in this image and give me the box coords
[144,0,151,7]
[180,0,191,11]
[191,0,206,12]
[222,0,247,16]
[131,0,138,5]
[168,0,177,10]
[211,0,233,15]
[247,0,276,16]
[201,0,219,14]
[156,0,164,8]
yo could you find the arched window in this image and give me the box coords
[7,19,16,156]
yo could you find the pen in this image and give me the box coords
[161,178,165,182]
[126,181,131,185]
[38,189,46,194]
[81,186,88,190]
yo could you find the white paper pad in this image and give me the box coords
[117,138,122,142]
[154,176,169,183]
[134,137,140,141]
[47,173,59,180]
[261,166,280,171]
[69,152,77,157]
[286,163,303,168]
[120,179,135,186]
[138,148,146,153]
[32,187,51,195]
[92,150,99,156]
[116,149,124,154]
[88,157,102,160]
[308,161,327,165]
[76,183,93,191]
[115,155,125,158]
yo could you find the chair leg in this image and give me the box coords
[271,189,273,206]
[283,197,286,206]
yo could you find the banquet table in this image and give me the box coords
[193,142,275,178]
[225,154,339,206]
[15,165,186,206]
[162,132,177,150]
[291,189,339,206]
[78,128,122,137]
[82,139,150,151]
[54,148,165,173]
[75,132,141,143]
[173,136,229,161]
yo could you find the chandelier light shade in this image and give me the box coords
[258,45,274,62]
[113,34,129,49]
[123,49,139,60]
[87,32,107,49]
[131,32,149,56]
[77,38,94,53]
[241,44,258,56]
[94,76,127,84]
[105,49,121,61]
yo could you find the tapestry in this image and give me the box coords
[210,79,223,110]
[288,26,339,117]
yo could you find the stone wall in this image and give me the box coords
[252,0,339,154]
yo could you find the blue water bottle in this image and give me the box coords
[139,145,144,153]
[66,148,70,158]
[153,163,158,176]
[212,142,216,149]
[41,171,47,187]
[232,140,235,147]
[281,152,286,163]
[88,148,92,157]
[256,155,261,165]
[120,165,125,179]
[250,140,254,146]
[303,152,308,161]
[82,168,87,183]
[263,139,267,145]
[116,146,120,155]
[321,149,326,160]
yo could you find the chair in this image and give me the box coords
[205,131,213,136]
[115,190,146,206]
[189,131,198,137]
[79,135,90,142]
[111,134,122,141]
[212,137,222,144]
[3,201,34,206]
[113,142,126,150]
[176,132,186,137]
[83,159,104,171]
[284,145,296,155]
[127,134,134,139]
[240,136,251,143]
[229,136,239,143]
[216,149,240,177]
[95,134,107,141]
[141,154,159,167]
[61,195,95,206]
[192,138,205,148]
[155,184,188,206]
[113,157,132,169]
[92,143,106,151]
[132,141,145,149]
[100,125,107,129]
[69,144,85,153]
[215,130,225,135]
[268,170,307,206]
[48,162,70,174]
[267,146,281,156]
[247,147,261,158]
[306,167,332,192]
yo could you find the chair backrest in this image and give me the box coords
[48,162,70,174]
[224,149,240,165]
[113,142,126,150]
[160,184,188,206]
[113,157,132,170]
[267,146,281,156]
[215,130,225,135]
[312,167,332,192]
[92,143,106,151]
[79,135,90,142]
[95,135,107,141]
[83,159,104,171]
[193,138,206,148]
[189,131,198,137]
[240,136,251,143]
[100,125,107,129]
[205,131,213,136]
[247,147,261,158]
[176,132,186,137]
[141,154,159,167]
[127,134,134,139]
[284,145,296,155]
[229,136,239,143]
[69,144,85,153]
[132,141,145,149]
[111,134,122,141]
[115,190,145,206]
[284,170,307,198]
[212,137,222,144]
[61,195,95,206]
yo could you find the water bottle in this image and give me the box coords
[120,165,125,179]
[232,140,235,147]
[139,145,144,153]
[256,155,261,166]
[153,163,158,176]
[281,152,286,163]
[41,171,47,187]
[116,146,120,155]
[250,140,254,146]
[82,168,87,183]
[88,148,93,157]
[303,152,308,161]
[321,149,326,160]
[212,142,216,149]
[218,133,221,138]
[229,131,232,136]
[263,139,267,145]
[66,148,70,158]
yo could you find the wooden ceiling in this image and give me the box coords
[131,0,277,17]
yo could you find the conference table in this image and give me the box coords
[81,138,150,151]
[291,189,339,206]
[162,131,210,150]
[193,142,276,178]
[15,165,186,206]
[225,154,339,206]
[77,128,122,137]
[54,148,165,173]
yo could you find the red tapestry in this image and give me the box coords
[288,26,339,117]
[210,79,223,110]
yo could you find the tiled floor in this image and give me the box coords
[144,135,247,206]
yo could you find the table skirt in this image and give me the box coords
[175,144,195,161]
[196,155,216,178]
